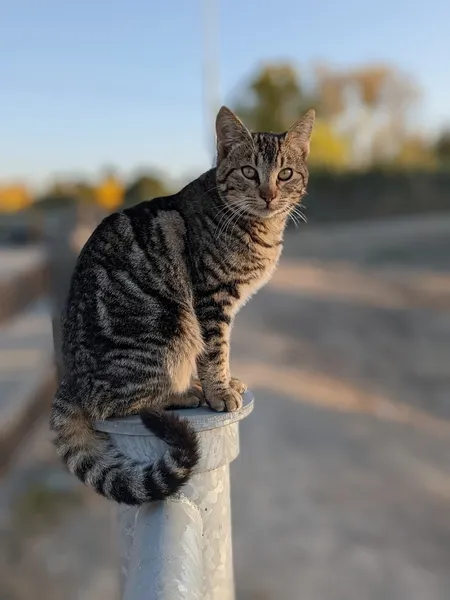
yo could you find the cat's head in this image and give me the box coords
[215,106,315,220]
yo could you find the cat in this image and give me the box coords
[49,106,315,505]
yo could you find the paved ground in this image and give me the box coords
[0,246,48,324]
[0,416,119,600]
[0,299,54,470]
[228,217,450,599]
[233,393,450,600]
[0,247,45,279]
[1,213,450,599]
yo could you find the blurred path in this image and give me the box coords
[0,246,47,324]
[0,299,54,470]
[0,246,53,471]
[284,212,450,271]
[230,225,450,599]
[0,416,119,600]
[232,391,450,600]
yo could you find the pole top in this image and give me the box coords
[96,391,254,436]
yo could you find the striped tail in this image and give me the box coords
[49,386,200,505]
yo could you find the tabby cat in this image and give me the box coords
[49,106,315,505]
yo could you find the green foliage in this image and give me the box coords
[434,131,450,168]
[309,119,350,171]
[35,183,77,211]
[73,182,96,204]
[124,174,170,207]
[393,136,437,170]
[303,170,450,224]
[233,64,350,171]
[34,172,171,212]
[234,64,313,133]
[232,61,436,172]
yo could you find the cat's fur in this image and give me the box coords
[49,106,315,505]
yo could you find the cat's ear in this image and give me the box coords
[216,106,252,160]
[285,109,315,158]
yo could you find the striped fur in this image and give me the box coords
[50,106,315,504]
[50,382,199,504]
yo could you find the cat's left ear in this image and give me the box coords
[216,106,253,160]
[285,109,315,158]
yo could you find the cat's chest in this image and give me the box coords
[231,246,282,314]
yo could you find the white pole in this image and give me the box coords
[202,0,221,161]
[96,392,254,600]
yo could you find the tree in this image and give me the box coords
[95,175,124,210]
[233,63,348,170]
[73,182,96,204]
[36,182,76,211]
[0,184,31,213]
[232,61,422,171]
[315,64,419,166]
[234,64,313,132]
[393,135,437,170]
[313,63,346,119]
[124,174,169,207]
[434,131,450,168]
[309,120,350,171]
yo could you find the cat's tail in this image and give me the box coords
[49,383,200,505]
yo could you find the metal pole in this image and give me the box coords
[96,393,254,600]
[202,0,220,160]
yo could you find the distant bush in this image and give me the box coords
[303,170,450,224]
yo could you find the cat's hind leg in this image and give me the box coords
[164,306,204,396]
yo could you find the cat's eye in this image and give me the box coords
[241,166,258,180]
[278,168,293,181]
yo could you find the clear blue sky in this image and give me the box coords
[1,0,449,188]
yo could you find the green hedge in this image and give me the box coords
[303,170,450,223]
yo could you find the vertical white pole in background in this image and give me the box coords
[202,0,221,162]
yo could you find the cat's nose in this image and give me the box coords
[259,187,277,204]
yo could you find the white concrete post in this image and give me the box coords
[95,393,254,600]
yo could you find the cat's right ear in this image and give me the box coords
[215,106,252,160]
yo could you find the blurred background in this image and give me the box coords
[1,0,450,598]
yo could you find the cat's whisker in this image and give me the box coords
[289,212,300,228]
[223,204,249,239]
[215,200,250,239]
[220,205,247,239]
[292,206,308,223]
[214,199,239,224]
[215,207,234,239]
[217,204,246,239]
[215,205,238,238]
[198,185,219,199]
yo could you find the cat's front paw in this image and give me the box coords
[229,377,247,394]
[206,387,243,413]
[194,376,247,395]
[166,385,206,409]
